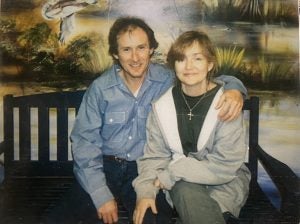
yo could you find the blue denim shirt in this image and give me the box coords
[70,63,247,209]
[70,63,174,208]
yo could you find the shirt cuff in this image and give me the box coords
[90,185,114,209]
[216,75,248,98]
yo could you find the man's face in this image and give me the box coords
[113,27,154,79]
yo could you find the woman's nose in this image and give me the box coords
[185,59,193,69]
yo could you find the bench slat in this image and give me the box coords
[19,105,31,161]
[38,107,50,162]
[57,107,69,161]
[5,161,74,177]
[3,95,14,164]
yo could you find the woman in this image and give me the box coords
[133,30,251,224]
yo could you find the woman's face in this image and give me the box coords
[175,42,213,93]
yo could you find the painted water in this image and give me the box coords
[250,90,300,208]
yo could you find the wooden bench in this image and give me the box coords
[0,91,299,224]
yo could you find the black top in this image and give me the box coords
[172,84,221,156]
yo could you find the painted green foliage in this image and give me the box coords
[0,0,298,90]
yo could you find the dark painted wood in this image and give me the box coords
[0,91,299,224]
[38,106,50,162]
[57,107,69,161]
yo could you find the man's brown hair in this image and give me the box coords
[108,17,159,61]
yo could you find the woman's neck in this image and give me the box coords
[182,81,216,97]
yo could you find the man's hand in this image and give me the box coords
[215,89,243,121]
[133,198,157,224]
[97,199,118,224]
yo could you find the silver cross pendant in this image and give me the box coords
[187,111,194,120]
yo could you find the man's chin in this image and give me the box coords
[128,71,146,78]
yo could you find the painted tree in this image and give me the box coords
[17,22,52,62]
[66,33,111,76]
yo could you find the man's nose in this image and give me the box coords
[131,50,139,61]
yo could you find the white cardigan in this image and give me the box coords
[133,86,251,216]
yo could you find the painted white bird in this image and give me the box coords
[42,0,98,43]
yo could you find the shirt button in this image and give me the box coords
[109,118,113,122]
[128,136,132,140]
[132,118,135,122]
[127,153,130,158]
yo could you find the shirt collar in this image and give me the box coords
[99,64,123,90]
[146,63,173,83]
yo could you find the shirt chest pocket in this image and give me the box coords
[104,112,126,124]
[102,112,126,142]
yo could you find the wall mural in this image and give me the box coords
[0,0,299,209]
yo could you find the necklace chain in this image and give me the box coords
[181,88,207,120]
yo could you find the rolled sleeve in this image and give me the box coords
[216,75,248,98]
[90,186,114,209]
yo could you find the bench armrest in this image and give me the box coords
[0,141,4,167]
[0,141,4,156]
[253,144,300,217]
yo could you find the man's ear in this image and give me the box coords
[113,54,119,60]
[149,48,154,55]
[208,62,213,72]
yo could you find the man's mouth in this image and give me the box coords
[130,63,142,68]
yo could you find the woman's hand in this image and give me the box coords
[153,178,165,189]
[133,198,157,224]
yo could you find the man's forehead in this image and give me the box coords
[116,27,149,45]
[117,26,146,38]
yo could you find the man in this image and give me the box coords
[45,17,247,224]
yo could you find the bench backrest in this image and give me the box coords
[3,91,85,178]
[2,91,259,181]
